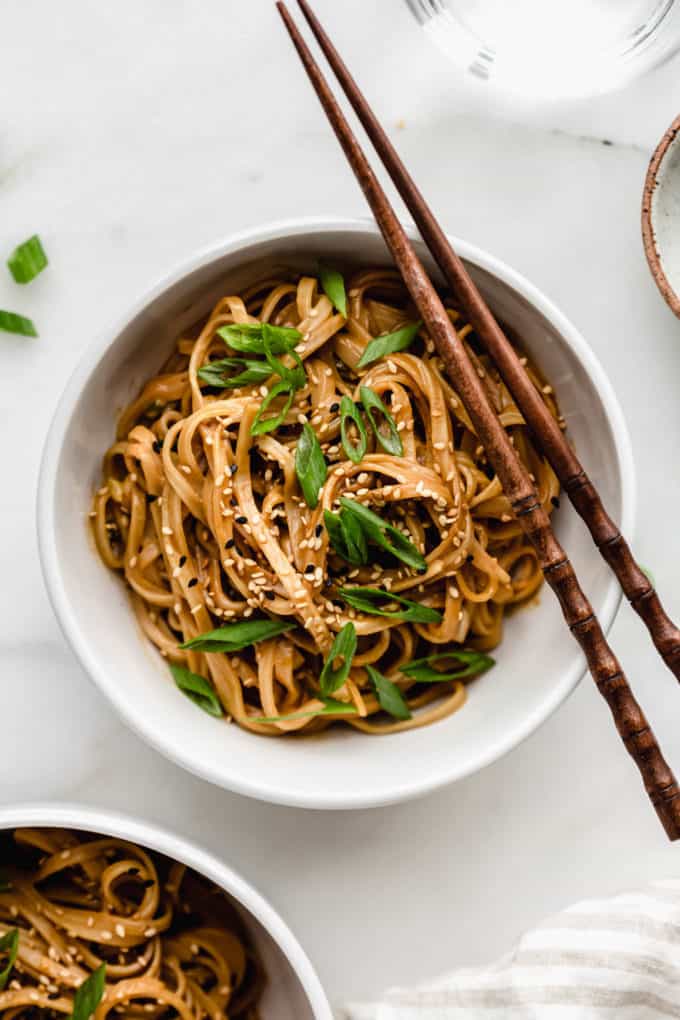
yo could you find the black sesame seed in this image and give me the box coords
[330,402,340,413]
[230,464,238,475]
[264,590,275,601]
[225,539,235,549]
[315,524,323,537]
[235,515,247,524]
[551,496,561,508]
[146,493,158,503]
[152,440,163,453]
[466,554,474,562]
[188,578,198,588]
[179,555,187,568]
[304,564,315,575]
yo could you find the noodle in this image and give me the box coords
[91,266,560,735]
[0,828,263,1018]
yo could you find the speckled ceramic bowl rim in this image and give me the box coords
[37,217,636,810]
[642,112,680,318]
[0,802,333,1019]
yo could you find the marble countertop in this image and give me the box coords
[3,0,680,1009]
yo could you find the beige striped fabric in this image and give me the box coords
[340,883,680,1019]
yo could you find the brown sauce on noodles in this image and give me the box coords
[0,828,263,1018]
[91,266,561,735]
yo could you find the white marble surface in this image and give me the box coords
[3,0,680,1010]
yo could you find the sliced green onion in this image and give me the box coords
[218,322,301,355]
[262,328,306,390]
[295,424,327,509]
[324,509,367,565]
[0,929,19,991]
[401,649,495,683]
[340,509,368,565]
[359,385,403,456]
[340,497,427,573]
[0,310,37,337]
[319,263,347,317]
[170,664,223,718]
[339,586,441,623]
[357,321,422,369]
[70,963,106,1020]
[181,618,295,652]
[7,235,48,284]
[340,395,367,463]
[366,665,412,721]
[253,698,357,723]
[250,379,296,436]
[319,622,357,697]
[198,357,272,389]
[640,564,655,586]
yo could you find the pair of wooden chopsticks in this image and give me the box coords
[276,0,680,838]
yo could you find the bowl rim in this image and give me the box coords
[642,111,680,319]
[37,215,636,810]
[0,801,333,1019]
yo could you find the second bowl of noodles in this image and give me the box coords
[38,218,634,809]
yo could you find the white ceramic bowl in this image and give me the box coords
[38,218,635,810]
[0,803,331,1019]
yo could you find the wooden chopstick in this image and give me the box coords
[276,1,680,839]
[294,0,680,687]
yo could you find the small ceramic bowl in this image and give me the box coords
[38,218,635,810]
[0,803,332,1019]
[642,112,680,318]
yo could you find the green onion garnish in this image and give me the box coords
[7,235,48,284]
[366,665,412,721]
[218,322,301,355]
[198,357,272,389]
[359,385,403,456]
[70,963,106,1020]
[250,379,297,436]
[295,424,328,509]
[0,929,19,991]
[253,698,357,723]
[319,622,357,697]
[181,617,295,653]
[0,310,37,337]
[170,664,223,718]
[340,395,367,464]
[339,586,441,623]
[357,321,421,369]
[319,263,347,317]
[401,649,495,683]
[340,497,427,573]
[262,329,306,389]
[324,508,368,565]
[640,564,655,586]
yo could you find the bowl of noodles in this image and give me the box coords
[38,218,634,809]
[0,802,332,1018]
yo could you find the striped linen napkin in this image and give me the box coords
[339,883,680,1018]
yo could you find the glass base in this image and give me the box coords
[406,0,680,98]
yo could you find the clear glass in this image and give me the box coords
[405,0,680,98]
